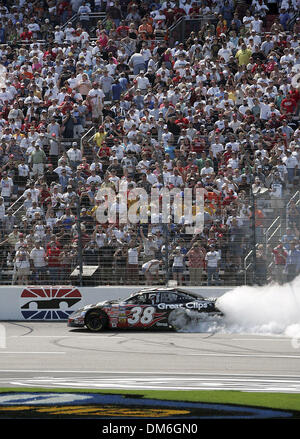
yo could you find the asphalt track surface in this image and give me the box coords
[1,321,300,393]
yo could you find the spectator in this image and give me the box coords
[13,244,31,285]
[126,241,142,284]
[205,244,221,286]
[285,240,300,283]
[46,241,61,284]
[186,241,206,286]
[272,240,288,284]
[0,1,297,289]
[142,258,161,285]
[171,245,185,286]
[30,241,48,284]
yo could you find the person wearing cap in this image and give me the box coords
[0,172,14,206]
[171,245,185,286]
[67,142,82,169]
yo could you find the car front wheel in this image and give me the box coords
[85,310,108,332]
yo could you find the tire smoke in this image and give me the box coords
[178,276,300,337]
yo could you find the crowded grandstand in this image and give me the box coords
[0,0,299,287]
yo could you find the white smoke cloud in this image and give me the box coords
[178,276,300,338]
[216,275,300,337]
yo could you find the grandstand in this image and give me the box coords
[0,0,299,288]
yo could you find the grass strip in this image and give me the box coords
[0,388,300,413]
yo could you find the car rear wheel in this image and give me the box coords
[168,308,190,331]
[85,310,108,332]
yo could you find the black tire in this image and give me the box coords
[85,310,109,332]
[168,309,190,331]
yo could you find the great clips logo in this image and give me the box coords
[21,286,82,320]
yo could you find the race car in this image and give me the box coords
[67,287,223,332]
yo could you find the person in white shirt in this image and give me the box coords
[146,168,158,185]
[205,244,221,285]
[64,24,75,41]
[54,26,65,44]
[142,259,161,285]
[218,43,232,63]
[250,14,263,33]
[282,150,299,184]
[67,142,82,169]
[0,173,13,203]
[169,169,183,187]
[126,242,141,284]
[26,201,44,221]
[17,159,30,188]
[171,246,185,286]
[227,151,240,169]
[30,241,47,283]
[87,83,105,122]
[243,10,254,29]
[200,161,214,177]
[136,71,150,94]
[259,97,272,120]
[210,141,224,158]
[54,163,72,177]
[87,170,102,185]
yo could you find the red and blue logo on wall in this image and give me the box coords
[20,286,82,320]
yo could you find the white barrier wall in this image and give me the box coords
[0,285,232,321]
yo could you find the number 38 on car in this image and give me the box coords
[67,288,223,332]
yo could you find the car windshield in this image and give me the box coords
[125,293,149,304]
[176,289,204,300]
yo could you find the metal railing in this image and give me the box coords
[265,216,281,253]
[6,193,26,219]
[80,125,96,157]
[243,244,260,285]
[168,15,216,45]
[61,12,106,31]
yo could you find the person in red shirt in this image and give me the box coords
[223,145,233,164]
[116,21,129,38]
[46,241,61,284]
[20,27,33,41]
[280,97,297,114]
[223,189,238,207]
[77,157,91,176]
[97,143,111,161]
[272,241,288,284]
[162,4,175,26]
[289,87,300,105]
[186,242,206,285]
[59,96,74,115]
[175,115,190,129]
[191,134,205,155]
[189,2,200,17]
[173,4,186,20]
[39,183,52,208]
